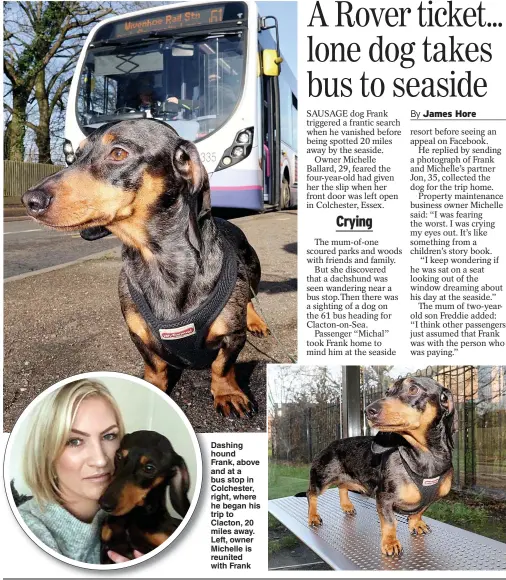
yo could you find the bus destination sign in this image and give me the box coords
[114,7,226,38]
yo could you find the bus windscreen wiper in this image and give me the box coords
[89,39,132,48]
[85,111,147,125]
[89,37,162,49]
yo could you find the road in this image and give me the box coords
[4,211,297,433]
[4,220,121,279]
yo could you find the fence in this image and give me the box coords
[271,402,341,464]
[270,365,506,495]
[3,161,64,203]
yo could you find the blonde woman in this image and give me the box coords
[18,379,141,564]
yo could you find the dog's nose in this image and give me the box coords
[22,189,52,216]
[99,497,116,513]
[366,402,381,419]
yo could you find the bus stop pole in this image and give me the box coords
[342,366,361,438]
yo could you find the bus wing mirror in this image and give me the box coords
[263,49,283,77]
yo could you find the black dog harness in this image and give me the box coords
[396,451,449,511]
[372,439,451,513]
[127,239,238,369]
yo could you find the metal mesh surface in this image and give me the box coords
[269,490,506,570]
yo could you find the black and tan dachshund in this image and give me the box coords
[98,430,191,564]
[22,119,269,418]
[300,376,456,557]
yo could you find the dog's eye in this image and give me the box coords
[108,148,128,161]
[143,464,156,473]
[115,450,123,462]
[441,392,449,405]
[408,386,419,396]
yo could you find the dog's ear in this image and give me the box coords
[173,140,211,218]
[169,455,191,519]
[173,141,212,253]
[440,387,458,444]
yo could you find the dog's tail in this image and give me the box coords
[294,491,307,498]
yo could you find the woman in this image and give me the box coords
[18,379,141,564]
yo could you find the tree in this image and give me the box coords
[3,1,167,163]
[4,2,114,162]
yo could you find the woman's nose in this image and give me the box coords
[88,440,109,467]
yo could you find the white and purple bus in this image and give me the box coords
[64,0,297,210]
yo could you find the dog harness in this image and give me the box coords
[127,238,238,369]
[396,451,450,511]
[373,440,451,513]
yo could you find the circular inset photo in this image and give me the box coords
[4,372,202,569]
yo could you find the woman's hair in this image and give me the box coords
[22,379,125,505]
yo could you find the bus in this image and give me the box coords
[64,0,297,211]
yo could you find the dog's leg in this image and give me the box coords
[307,490,323,527]
[125,310,174,392]
[408,508,430,535]
[246,302,270,337]
[210,332,254,418]
[377,495,402,556]
[339,487,356,515]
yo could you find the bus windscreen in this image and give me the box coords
[77,33,245,142]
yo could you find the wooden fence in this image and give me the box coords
[4,160,64,204]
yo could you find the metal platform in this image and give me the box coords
[269,490,506,571]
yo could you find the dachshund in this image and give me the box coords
[98,430,191,563]
[22,119,269,418]
[299,376,456,557]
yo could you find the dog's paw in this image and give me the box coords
[247,318,271,338]
[409,519,431,535]
[341,502,356,515]
[214,393,257,419]
[381,538,403,557]
[308,513,323,527]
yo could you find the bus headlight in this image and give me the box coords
[215,127,254,172]
[236,131,251,144]
[63,140,74,155]
[63,140,76,165]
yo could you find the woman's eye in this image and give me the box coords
[103,432,118,441]
[66,438,83,447]
[408,386,420,395]
[108,148,128,161]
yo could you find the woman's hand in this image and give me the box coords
[107,549,144,563]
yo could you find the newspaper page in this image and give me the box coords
[1,0,505,578]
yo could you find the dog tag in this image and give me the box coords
[159,324,196,340]
[422,476,440,486]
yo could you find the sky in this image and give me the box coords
[259,1,298,73]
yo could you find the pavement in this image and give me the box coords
[3,210,297,433]
[4,204,26,219]
[4,219,122,278]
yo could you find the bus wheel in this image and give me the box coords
[280,178,291,210]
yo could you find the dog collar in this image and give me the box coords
[127,236,238,370]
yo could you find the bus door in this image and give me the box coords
[260,17,282,206]
[261,74,279,205]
